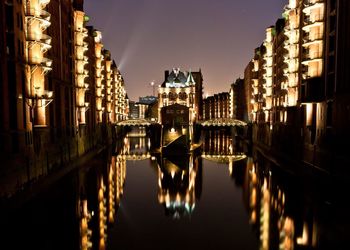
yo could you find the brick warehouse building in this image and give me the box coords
[245,0,350,175]
[0,0,129,197]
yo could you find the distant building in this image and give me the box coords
[231,78,248,121]
[128,101,139,119]
[139,95,157,105]
[243,62,254,121]
[203,92,230,120]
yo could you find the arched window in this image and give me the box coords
[169,92,177,101]
[179,92,187,100]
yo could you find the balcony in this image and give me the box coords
[26,32,51,44]
[302,33,323,46]
[76,57,88,66]
[29,56,52,69]
[303,16,324,30]
[25,8,51,28]
[300,77,325,103]
[304,0,323,6]
[26,89,54,109]
[39,0,51,6]
[26,33,52,52]
[304,14,324,24]
[302,51,323,64]
[303,0,324,13]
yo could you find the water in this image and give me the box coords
[1,129,348,250]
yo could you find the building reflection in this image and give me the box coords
[78,199,93,250]
[77,134,130,250]
[202,129,247,176]
[238,155,323,250]
[118,130,151,160]
[156,153,202,219]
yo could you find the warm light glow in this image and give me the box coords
[260,178,270,250]
[297,223,309,245]
[306,103,313,126]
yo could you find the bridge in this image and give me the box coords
[118,152,151,161]
[201,153,247,164]
[116,118,156,127]
[199,118,247,127]
[117,118,247,127]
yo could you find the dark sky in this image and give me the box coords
[84,0,286,101]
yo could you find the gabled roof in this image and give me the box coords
[162,68,199,87]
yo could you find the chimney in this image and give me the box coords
[165,70,169,81]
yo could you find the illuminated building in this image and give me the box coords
[250,46,266,124]
[243,61,254,121]
[158,68,203,124]
[139,95,157,105]
[230,78,248,121]
[128,101,139,119]
[25,0,53,128]
[0,0,129,197]
[74,7,89,125]
[246,0,350,173]
[203,92,230,120]
[273,18,289,125]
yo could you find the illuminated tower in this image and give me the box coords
[283,0,301,107]
[74,10,89,125]
[263,27,275,124]
[93,30,104,123]
[103,50,113,123]
[301,0,325,101]
[158,68,199,124]
[24,0,53,127]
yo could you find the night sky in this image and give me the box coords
[84,0,286,101]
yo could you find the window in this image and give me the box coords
[169,92,177,101]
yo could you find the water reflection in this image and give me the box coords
[119,134,151,160]
[1,128,348,250]
[202,129,247,176]
[156,153,202,219]
[241,156,326,250]
[77,138,129,250]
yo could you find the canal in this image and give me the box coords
[1,128,348,250]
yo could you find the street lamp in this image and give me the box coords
[150,81,155,96]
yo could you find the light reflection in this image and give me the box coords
[75,128,324,249]
[79,199,92,250]
[156,153,202,219]
[202,129,247,175]
[240,156,321,250]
